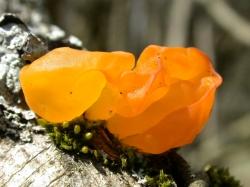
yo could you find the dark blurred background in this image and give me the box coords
[1,0,249,185]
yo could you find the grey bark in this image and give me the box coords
[0,11,140,187]
[0,136,138,187]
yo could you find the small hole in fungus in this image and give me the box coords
[69,91,72,94]
[120,92,123,95]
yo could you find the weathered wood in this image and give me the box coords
[0,135,139,187]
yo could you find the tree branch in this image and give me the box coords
[197,0,250,46]
[164,0,193,46]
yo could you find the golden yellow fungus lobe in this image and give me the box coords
[19,47,135,123]
[19,45,222,154]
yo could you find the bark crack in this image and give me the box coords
[1,145,51,186]
[20,153,58,186]
[46,171,67,187]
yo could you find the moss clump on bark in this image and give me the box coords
[205,165,242,187]
[145,170,176,187]
[36,117,180,186]
[38,118,242,187]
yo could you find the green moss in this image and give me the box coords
[74,124,81,134]
[84,132,93,140]
[93,149,99,160]
[53,127,62,144]
[120,157,127,168]
[103,158,109,165]
[145,170,176,187]
[72,140,78,150]
[81,146,89,154]
[62,121,70,128]
[36,118,48,127]
[36,118,241,187]
[60,143,72,151]
[205,165,242,187]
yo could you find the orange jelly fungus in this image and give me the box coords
[19,45,222,154]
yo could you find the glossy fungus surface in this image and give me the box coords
[19,45,222,154]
